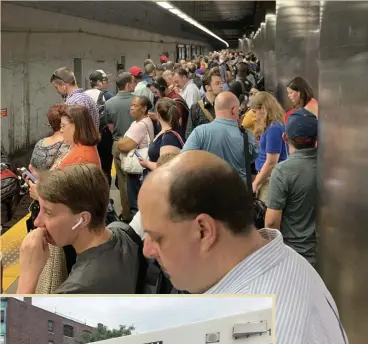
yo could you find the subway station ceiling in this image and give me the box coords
[174,1,275,44]
[7,1,275,48]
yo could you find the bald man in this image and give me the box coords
[137,150,347,344]
[182,91,258,181]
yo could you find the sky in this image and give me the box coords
[15,296,273,334]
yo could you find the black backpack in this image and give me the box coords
[96,90,108,131]
[107,220,189,294]
[107,221,148,294]
[238,79,252,111]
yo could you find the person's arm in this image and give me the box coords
[265,209,282,229]
[253,126,283,192]
[265,167,287,229]
[105,103,115,134]
[117,137,138,153]
[245,129,259,163]
[17,228,50,294]
[118,122,145,153]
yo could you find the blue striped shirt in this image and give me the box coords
[66,88,100,129]
[205,229,348,344]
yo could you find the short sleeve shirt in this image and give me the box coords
[65,89,99,129]
[148,130,183,163]
[255,121,288,171]
[125,117,154,149]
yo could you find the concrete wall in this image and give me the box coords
[1,2,208,154]
[5,298,95,344]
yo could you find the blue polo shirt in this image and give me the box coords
[255,120,288,171]
[182,118,258,179]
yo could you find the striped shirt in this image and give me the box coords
[66,88,99,129]
[205,229,348,344]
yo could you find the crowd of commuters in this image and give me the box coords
[16,49,347,343]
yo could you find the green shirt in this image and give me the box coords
[105,91,135,140]
[267,148,317,264]
[55,228,139,294]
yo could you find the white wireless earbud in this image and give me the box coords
[72,217,83,230]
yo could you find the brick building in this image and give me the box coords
[1,297,95,344]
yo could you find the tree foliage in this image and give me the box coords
[77,323,135,343]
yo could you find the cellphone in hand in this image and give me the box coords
[18,167,37,183]
[134,151,143,159]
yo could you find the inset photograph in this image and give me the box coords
[1,296,274,344]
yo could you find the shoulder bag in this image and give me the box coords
[121,120,153,175]
[198,100,214,122]
[240,126,267,229]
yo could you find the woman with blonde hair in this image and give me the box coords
[250,92,288,202]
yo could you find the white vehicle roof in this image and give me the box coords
[92,308,273,344]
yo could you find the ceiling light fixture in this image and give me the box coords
[154,1,229,47]
[156,1,173,9]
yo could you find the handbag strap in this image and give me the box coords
[198,100,214,122]
[240,126,253,196]
[164,129,184,148]
[140,119,153,144]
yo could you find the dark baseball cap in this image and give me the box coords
[286,108,318,143]
[89,70,111,82]
[147,76,168,90]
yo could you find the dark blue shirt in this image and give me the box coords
[255,121,288,171]
[148,131,183,163]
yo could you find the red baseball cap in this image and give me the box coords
[160,55,168,63]
[129,66,142,77]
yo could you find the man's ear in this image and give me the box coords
[282,132,289,143]
[194,214,217,253]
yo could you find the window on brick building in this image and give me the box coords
[63,324,74,338]
[48,320,54,332]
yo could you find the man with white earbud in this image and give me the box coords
[17,164,140,294]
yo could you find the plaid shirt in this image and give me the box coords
[66,88,99,129]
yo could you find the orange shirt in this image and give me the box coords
[58,145,101,169]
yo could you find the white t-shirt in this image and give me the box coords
[129,211,145,240]
[84,88,104,104]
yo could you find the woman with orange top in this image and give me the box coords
[26,104,101,293]
[285,76,318,124]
